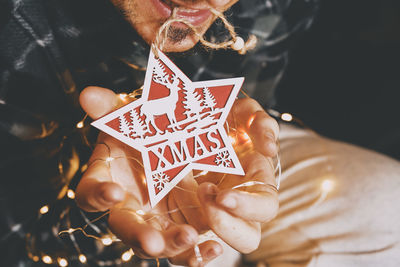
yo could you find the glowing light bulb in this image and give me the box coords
[241,132,250,142]
[81,164,88,173]
[281,113,293,122]
[121,249,134,262]
[40,205,49,214]
[229,135,236,145]
[58,162,64,173]
[42,255,53,264]
[76,121,84,129]
[321,179,334,193]
[247,114,256,128]
[119,93,128,101]
[136,210,145,216]
[58,258,68,267]
[199,170,209,176]
[78,254,87,263]
[32,256,39,262]
[101,236,113,246]
[105,157,114,163]
[67,189,75,199]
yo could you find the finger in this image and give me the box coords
[171,173,209,232]
[162,224,199,257]
[75,139,128,212]
[76,178,125,212]
[169,240,223,267]
[215,148,278,222]
[248,110,279,157]
[231,98,279,157]
[197,183,261,253]
[109,207,166,257]
[216,188,278,223]
[79,86,121,119]
[168,193,188,225]
[233,98,279,139]
[217,147,276,191]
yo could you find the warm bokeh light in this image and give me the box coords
[101,236,113,246]
[136,210,146,216]
[81,164,88,173]
[40,205,49,214]
[32,256,39,262]
[229,135,237,145]
[119,93,128,101]
[105,157,115,163]
[247,114,256,129]
[58,257,68,267]
[241,132,250,142]
[76,121,84,129]
[42,255,52,264]
[121,249,135,262]
[199,170,209,176]
[78,254,87,263]
[281,113,293,122]
[321,179,334,193]
[67,189,75,199]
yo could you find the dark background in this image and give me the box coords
[276,0,400,160]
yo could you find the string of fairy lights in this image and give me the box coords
[24,94,337,267]
[23,87,277,266]
[22,5,333,266]
[20,47,335,264]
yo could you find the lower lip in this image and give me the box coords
[150,0,212,27]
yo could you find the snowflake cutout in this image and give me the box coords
[215,151,231,167]
[153,172,170,190]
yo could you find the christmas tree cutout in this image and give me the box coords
[119,114,131,138]
[130,109,147,138]
[203,87,217,111]
[183,83,203,118]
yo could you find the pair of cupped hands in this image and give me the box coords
[76,86,280,266]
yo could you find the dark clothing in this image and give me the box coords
[0,0,318,265]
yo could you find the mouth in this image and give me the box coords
[150,0,212,27]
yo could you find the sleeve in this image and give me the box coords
[0,0,82,264]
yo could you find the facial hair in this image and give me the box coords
[114,0,194,44]
[167,26,193,43]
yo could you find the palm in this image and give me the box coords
[98,131,275,255]
[76,87,280,263]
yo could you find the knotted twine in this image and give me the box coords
[152,7,257,56]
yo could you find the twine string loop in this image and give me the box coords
[152,7,257,56]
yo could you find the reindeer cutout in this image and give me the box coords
[140,59,182,134]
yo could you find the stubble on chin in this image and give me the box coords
[112,0,195,46]
[126,4,193,44]
[166,26,193,43]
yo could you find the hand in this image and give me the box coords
[169,98,280,257]
[76,86,222,266]
[75,86,279,265]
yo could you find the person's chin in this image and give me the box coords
[162,34,199,52]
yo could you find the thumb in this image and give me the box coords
[197,183,261,253]
[79,86,121,119]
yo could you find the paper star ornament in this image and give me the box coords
[92,49,245,207]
